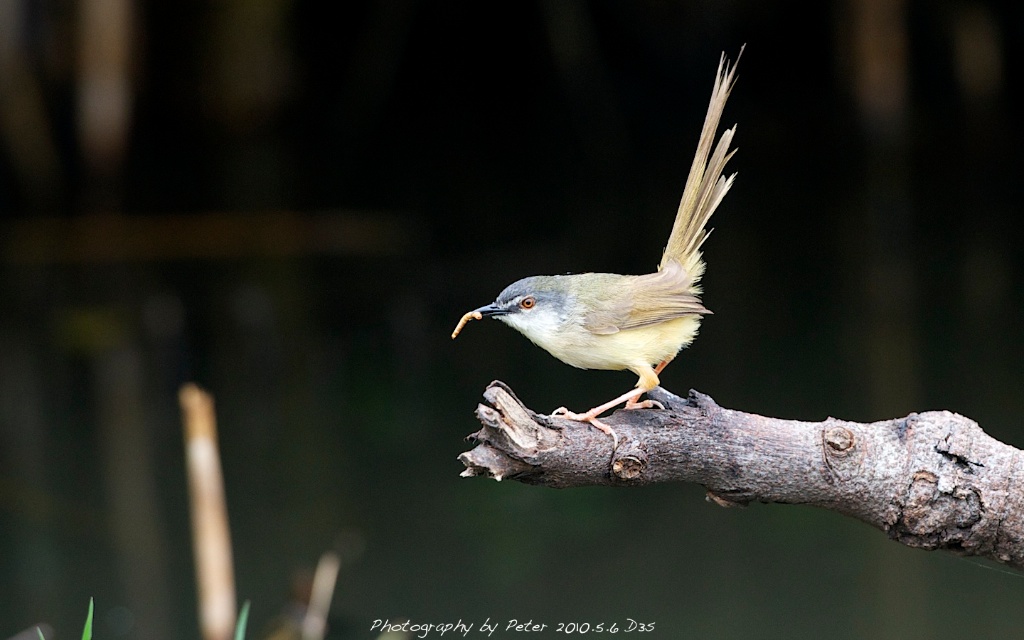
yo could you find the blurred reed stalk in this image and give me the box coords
[180,384,237,640]
[301,551,341,640]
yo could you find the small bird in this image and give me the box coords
[453,51,741,446]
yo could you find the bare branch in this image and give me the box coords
[459,381,1024,571]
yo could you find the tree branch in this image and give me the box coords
[459,381,1024,571]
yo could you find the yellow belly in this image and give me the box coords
[556,316,702,372]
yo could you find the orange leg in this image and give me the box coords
[554,386,650,424]
[654,358,672,375]
[577,416,619,451]
[622,358,673,410]
[553,358,676,448]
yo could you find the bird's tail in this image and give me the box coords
[659,48,741,286]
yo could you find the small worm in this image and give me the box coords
[451,311,483,339]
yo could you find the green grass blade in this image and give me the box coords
[234,600,251,640]
[81,598,94,640]
[37,628,46,640]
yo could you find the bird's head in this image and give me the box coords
[451,275,573,342]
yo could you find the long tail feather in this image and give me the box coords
[659,48,742,283]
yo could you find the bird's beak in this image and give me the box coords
[472,303,508,318]
[452,302,508,339]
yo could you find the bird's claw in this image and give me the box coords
[551,407,619,451]
[552,406,582,420]
[625,399,665,411]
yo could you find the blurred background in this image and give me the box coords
[2,0,1024,637]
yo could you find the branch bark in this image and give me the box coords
[459,381,1024,571]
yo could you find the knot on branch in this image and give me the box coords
[820,419,864,484]
[824,426,854,453]
[611,440,648,480]
[893,470,983,551]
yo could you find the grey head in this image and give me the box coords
[471,275,577,339]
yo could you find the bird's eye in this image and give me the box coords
[520,296,536,309]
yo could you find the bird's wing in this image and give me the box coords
[583,261,710,335]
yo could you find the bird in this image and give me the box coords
[452,50,741,448]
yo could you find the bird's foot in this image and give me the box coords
[625,398,665,411]
[552,406,601,422]
[552,407,620,450]
[551,385,669,450]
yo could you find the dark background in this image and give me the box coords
[2,1,1024,638]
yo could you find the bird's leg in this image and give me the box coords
[553,387,648,450]
[553,386,650,423]
[581,417,619,451]
[623,358,673,409]
[623,392,662,410]
[653,358,672,375]
[552,361,675,446]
